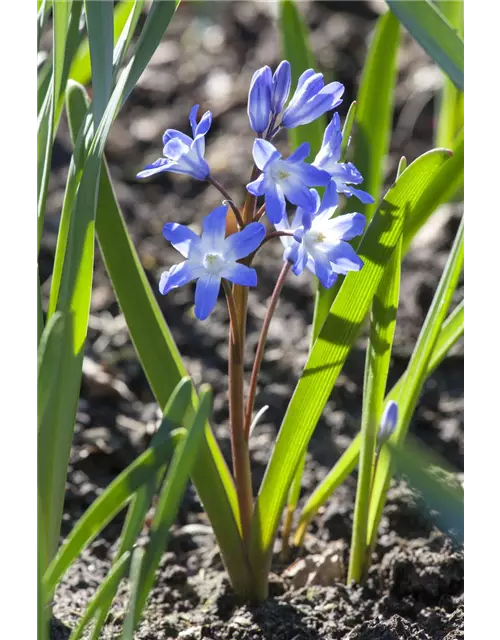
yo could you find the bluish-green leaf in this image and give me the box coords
[294,298,463,546]
[387,0,464,90]
[132,386,213,626]
[249,149,451,597]
[367,218,464,548]
[68,552,131,640]
[84,0,114,125]
[348,234,401,582]
[63,80,249,598]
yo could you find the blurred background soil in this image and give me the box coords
[40,2,463,638]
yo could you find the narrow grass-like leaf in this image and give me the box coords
[121,547,145,640]
[63,80,248,595]
[387,0,464,91]
[348,235,401,582]
[312,13,400,342]
[115,379,193,560]
[387,437,463,543]
[37,312,65,431]
[279,0,325,154]
[294,297,463,546]
[84,0,114,125]
[402,130,463,254]
[37,0,52,52]
[38,495,49,640]
[347,11,400,221]
[37,1,83,246]
[248,150,451,596]
[133,386,213,625]
[38,268,44,344]
[83,430,191,640]
[69,1,141,87]
[68,552,131,640]
[43,432,176,598]
[43,0,181,574]
[37,311,71,566]
[111,1,145,78]
[367,218,464,549]
[435,1,463,148]
[48,81,92,318]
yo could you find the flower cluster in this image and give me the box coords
[137,61,373,320]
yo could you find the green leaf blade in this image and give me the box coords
[367,218,464,548]
[387,0,464,90]
[312,11,400,342]
[279,0,325,155]
[295,294,463,546]
[133,386,214,624]
[249,149,451,596]
[348,235,402,582]
[84,0,115,125]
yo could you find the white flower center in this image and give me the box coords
[271,160,291,184]
[202,252,225,274]
[304,229,327,253]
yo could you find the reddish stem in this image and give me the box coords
[244,261,292,439]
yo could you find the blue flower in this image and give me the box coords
[137,105,211,181]
[248,66,273,134]
[378,400,398,445]
[160,205,266,320]
[276,185,365,288]
[248,61,292,134]
[282,69,344,129]
[246,139,331,224]
[271,60,291,116]
[314,113,374,205]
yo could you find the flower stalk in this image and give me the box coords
[244,261,292,439]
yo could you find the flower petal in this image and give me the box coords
[343,186,375,204]
[283,238,300,264]
[292,197,317,230]
[297,163,331,187]
[224,222,266,261]
[291,242,308,276]
[246,173,266,196]
[287,142,310,164]
[201,205,228,252]
[162,129,193,148]
[296,68,317,91]
[321,81,344,104]
[194,275,221,320]
[159,261,203,295]
[253,139,281,171]
[328,212,366,241]
[191,107,212,137]
[220,263,258,287]
[310,251,336,288]
[264,181,286,223]
[189,104,200,137]
[163,137,191,161]
[327,241,364,273]
[163,223,202,259]
[137,157,174,179]
[248,66,273,133]
[314,113,342,167]
[282,180,316,211]
[271,60,291,114]
[316,181,339,218]
[275,211,292,233]
[188,105,212,137]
